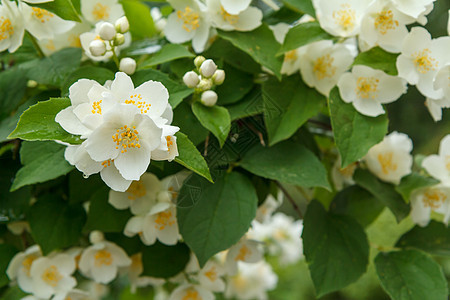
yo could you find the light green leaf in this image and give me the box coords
[353,47,399,76]
[28,196,86,255]
[0,67,27,120]
[121,0,156,39]
[0,244,18,288]
[141,44,194,68]
[177,172,258,266]
[61,66,115,96]
[30,0,81,21]
[353,169,410,223]
[329,87,388,167]
[132,69,193,108]
[278,22,333,54]
[263,74,325,146]
[8,98,83,145]
[174,132,212,182]
[396,221,450,256]
[10,141,74,191]
[141,242,191,278]
[375,250,448,300]
[395,173,439,203]
[240,141,330,189]
[192,102,231,147]
[302,200,369,297]
[218,25,283,79]
[282,0,316,17]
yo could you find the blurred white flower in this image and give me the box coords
[390,0,435,19]
[151,7,167,33]
[169,284,214,300]
[81,0,124,24]
[52,289,90,300]
[331,156,357,190]
[6,245,42,294]
[225,237,263,275]
[207,0,262,32]
[255,193,282,224]
[0,0,25,53]
[219,0,251,14]
[197,260,226,292]
[38,22,91,56]
[410,185,450,227]
[425,65,450,122]
[422,134,450,185]
[125,253,165,293]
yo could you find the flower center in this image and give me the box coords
[220,6,239,24]
[112,125,141,154]
[422,189,446,209]
[412,48,437,74]
[94,249,113,267]
[0,17,14,41]
[127,180,146,200]
[166,136,174,152]
[374,10,398,35]
[204,266,217,282]
[377,152,397,174]
[235,244,251,261]
[154,211,175,231]
[356,76,379,99]
[284,50,297,62]
[91,100,102,114]
[68,34,81,48]
[313,54,336,80]
[339,162,357,177]
[446,156,450,171]
[182,289,202,300]
[333,4,356,32]
[31,7,54,23]
[22,254,38,276]
[41,265,63,287]
[124,94,151,114]
[101,159,112,168]
[177,6,200,32]
[92,3,110,21]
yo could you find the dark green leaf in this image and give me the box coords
[375,250,448,300]
[69,172,104,204]
[8,98,83,145]
[396,173,439,203]
[192,102,231,147]
[329,87,388,167]
[263,74,325,145]
[30,0,81,21]
[278,22,333,54]
[302,200,369,297]
[141,242,190,278]
[141,44,194,68]
[61,66,115,96]
[353,169,410,223]
[172,102,208,145]
[240,141,330,189]
[282,0,316,17]
[177,172,258,266]
[121,0,156,39]
[0,244,18,288]
[353,47,399,76]
[0,67,27,120]
[216,64,254,105]
[226,88,264,121]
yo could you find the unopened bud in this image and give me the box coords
[114,33,125,46]
[212,69,225,85]
[115,16,129,33]
[27,80,38,88]
[98,22,116,41]
[89,230,104,244]
[199,59,217,78]
[183,71,200,88]
[119,57,137,75]
[201,90,218,107]
[89,39,106,56]
[194,55,206,68]
[198,78,213,91]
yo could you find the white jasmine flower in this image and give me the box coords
[52,289,90,300]
[299,40,354,96]
[331,156,357,190]
[29,254,77,299]
[410,185,450,227]
[169,284,214,300]
[426,97,450,122]
[165,0,211,53]
[7,221,30,235]
[255,193,282,224]
[0,0,25,53]
[363,131,413,184]
[396,27,450,99]
[225,261,278,300]
[390,0,435,19]
[20,3,75,40]
[79,234,132,284]
[207,0,263,32]
[197,260,226,292]
[312,0,372,37]
[219,0,251,15]
[81,0,124,25]
[225,237,263,275]
[338,65,407,117]
[151,125,180,162]
[6,245,42,294]
[80,23,114,62]
[38,22,91,56]
[425,65,450,121]
[422,134,450,185]
[125,253,165,293]
[151,7,167,33]
[77,281,109,299]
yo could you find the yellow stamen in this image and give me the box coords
[220,6,239,25]
[177,6,200,32]
[0,17,14,41]
[154,211,175,231]
[41,265,63,287]
[355,76,379,99]
[31,7,54,23]
[374,10,398,35]
[377,152,397,174]
[92,3,110,21]
[94,249,113,267]
[412,48,437,74]
[182,289,202,300]
[127,180,146,200]
[333,4,356,32]
[422,189,446,209]
[313,54,336,80]
[112,125,141,153]
[235,245,251,261]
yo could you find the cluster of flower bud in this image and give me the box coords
[183,56,225,107]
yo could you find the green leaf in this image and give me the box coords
[0,244,18,288]
[132,69,193,108]
[31,0,81,21]
[141,242,190,278]
[218,25,283,79]
[263,74,325,146]
[282,0,316,17]
[192,102,231,147]
[353,47,399,76]
[85,187,132,232]
[172,102,208,145]
[330,185,385,227]
[353,169,410,223]
[375,250,448,300]
[396,173,439,203]
[28,196,86,255]
[24,48,82,86]
[329,87,388,167]
[61,66,115,96]
[216,64,254,105]
[396,221,450,256]
[302,200,369,297]
[121,0,156,39]
[8,98,83,144]
[174,132,212,182]
[0,67,27,120]
[226,88,264,121]
[69,172,104,204]
[240,141,330,189]
[278,22,333,54]
[177,172,258,266]
[141,44,194,68]
[10,141,74,191]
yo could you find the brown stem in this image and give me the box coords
[276,181,303,219]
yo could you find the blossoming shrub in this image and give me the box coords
[0,0,449,299]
